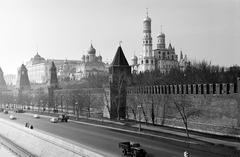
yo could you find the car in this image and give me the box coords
[3,110,8,114]
[33,114,40,118]
[119,142,146,157]
[9,115,16,120]
[14,109,24,113]
[50,117,58,123]
[58,114,69,122]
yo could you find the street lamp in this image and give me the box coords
[40,100,43,112]
[75,101,78,120]
[137,105,142,132]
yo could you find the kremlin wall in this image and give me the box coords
[126,80,240,136]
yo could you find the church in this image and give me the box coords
[131,12,190,73]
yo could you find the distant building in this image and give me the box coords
[179,51,190,71]
[131,11,189,73]
[25,45,107,84]
[75,44,108,80]
[25,53,49,84]
[0,67,7,90]
[4,74,16,86]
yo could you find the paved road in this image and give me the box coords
[0,112,226,157]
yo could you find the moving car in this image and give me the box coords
[50,117,58,123]
[9,115,16,120]
[14,109,24,113]
[119,142,146,157]
[33,114,40,118]
[3,110,8,114]
[58,114,69,122]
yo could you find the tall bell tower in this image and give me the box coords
[139,9,155,72]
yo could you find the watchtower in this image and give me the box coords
[48,62,59,108]
[109,46,131,119]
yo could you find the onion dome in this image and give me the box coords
[157,32,165,38]
[131,55,138,60]
[143,16,151,22]
[168,43,173,50]
[33,52,45,60]
[87,44,96,55]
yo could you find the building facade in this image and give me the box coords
[25,45,107,84]
[131,12,189,73]
[75,44,108,80]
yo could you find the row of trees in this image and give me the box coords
[131,61,240,86]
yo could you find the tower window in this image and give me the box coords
[151,60,153,64]
[146,60,148,64]
[141,60,143,64]
[146,41,148,44]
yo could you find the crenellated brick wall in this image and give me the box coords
[127,82,238,95]
[126,78,240,136]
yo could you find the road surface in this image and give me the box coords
[0,112,226,157]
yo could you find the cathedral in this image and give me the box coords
[131,12,190,73]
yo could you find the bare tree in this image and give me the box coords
[174,95,202,147]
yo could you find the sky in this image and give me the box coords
[0,0,239,75]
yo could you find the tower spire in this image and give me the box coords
[146,8,148,17]
[119,40,122,47]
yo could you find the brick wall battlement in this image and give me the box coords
[127,77,240,95]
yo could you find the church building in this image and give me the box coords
[131,11,190,73]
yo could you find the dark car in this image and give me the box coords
[14,109,24,113]
[119,142,146,157]
[58,114,69,122]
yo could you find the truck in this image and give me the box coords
[119,142,146,157]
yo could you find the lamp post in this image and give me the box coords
[137,105,142,132]
[75,101,78,120]
[40,100,43,112]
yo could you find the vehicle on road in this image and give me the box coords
[33,114,40,118]
[14,109,24,113]
[50,117,58,123]
[9,115,16,120]
[58,114,69,122]
[119,142,146,157]
[3,110,8,114]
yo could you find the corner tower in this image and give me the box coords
[139,9,155,72]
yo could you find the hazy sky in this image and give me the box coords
[0,0,239,74]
